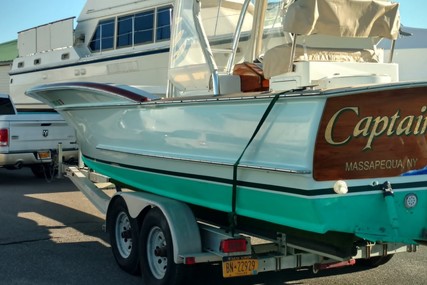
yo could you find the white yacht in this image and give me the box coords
[9,0,174,109]
[380,26,427,81]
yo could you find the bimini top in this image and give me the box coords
[283,0,400,40]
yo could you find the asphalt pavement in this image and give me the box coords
[0,167,426,285]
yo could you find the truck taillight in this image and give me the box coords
[220,238,247,253]
[0,129,8,146]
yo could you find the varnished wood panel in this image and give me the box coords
[314,86,427,181]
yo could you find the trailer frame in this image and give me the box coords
[64,166,416,282]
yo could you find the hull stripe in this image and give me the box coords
[83,155,427,196]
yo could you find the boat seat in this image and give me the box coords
[263,43,378,79]
[233,62,269,92]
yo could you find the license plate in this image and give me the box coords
[37,151,51,160]
[222,256,258,278]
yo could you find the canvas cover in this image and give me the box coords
[263,44,378,78]
[282,0,400,40]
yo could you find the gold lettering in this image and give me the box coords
[421,117,427,135]
[325,106,427,150]
[345,158,417,172]
[353,117,372,137]
[407,158,418,169]
[419,106,427,135]
[325,107,358,145]
[396,116,414,136]
[414,115,424,135]
[364,116,389,150]
[374,160,380,169]
[387,111,400,135]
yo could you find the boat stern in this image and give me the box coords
[311,82,427,244]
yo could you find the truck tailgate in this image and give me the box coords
[6,113,76,152]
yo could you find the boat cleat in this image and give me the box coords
[381,181,394,197]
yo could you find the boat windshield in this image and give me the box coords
[167,0,296,96]
[168,0,257,96]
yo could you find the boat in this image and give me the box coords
[379,26,427,81]
[9,0,174,109]
[27,0,427,258]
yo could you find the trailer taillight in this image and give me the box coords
[0,129,8,146]
[184,257,196,265]
[220,238,247,253]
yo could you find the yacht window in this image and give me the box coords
[89,18,115,52]
[117,10,155,47]
[134,11,154,44]
[17,62,24,68]
[115,6,173,49]
[117,15,134,47]
[34,58,41,65]
[156,6,172,41]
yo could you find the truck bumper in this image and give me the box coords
[0,149,78,168]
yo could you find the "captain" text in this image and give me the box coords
[325,106,427,151]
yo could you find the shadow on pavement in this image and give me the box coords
[0,167,140,284]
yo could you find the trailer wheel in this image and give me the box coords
[140,207,185,285]
[357,254,394,268]
[108,198,140,275]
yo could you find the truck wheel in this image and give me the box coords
[140,207,185,285]
[357,254,394,267]
[108,198,140,275]
[31,164,56,179]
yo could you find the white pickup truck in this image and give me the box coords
[0,93,78,178]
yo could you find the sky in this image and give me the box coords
[0,0,426,44]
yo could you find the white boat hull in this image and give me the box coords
[27,81,427,251]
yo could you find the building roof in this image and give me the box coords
[378,27,427,50]
[0,40,18,63]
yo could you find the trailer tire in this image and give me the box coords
[357,254,394,268]
[108,198,140,275]
[140,207,185,285]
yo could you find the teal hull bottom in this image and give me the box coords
[83,156,427,257]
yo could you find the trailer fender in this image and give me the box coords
[116,191,202,264]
